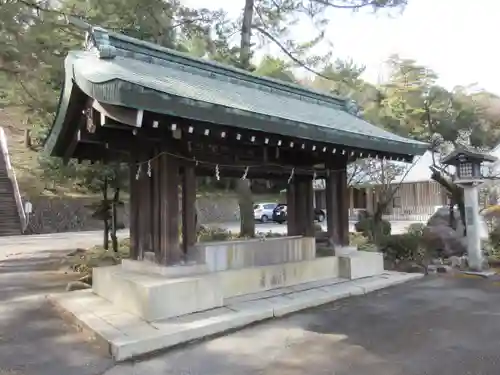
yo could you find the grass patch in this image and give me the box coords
[66,238,131,280]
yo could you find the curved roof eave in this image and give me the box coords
[46,51,429,158]
[44,57,78,157]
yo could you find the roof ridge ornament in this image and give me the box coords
[345,99,362,118]
[67,16,116,59]
[84,27,117,59]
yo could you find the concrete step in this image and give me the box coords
[49,272,424,361]
[0,228,21,235]
[0,207,19,212]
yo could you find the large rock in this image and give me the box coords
[427,207,464,234]
[424,206,489,258]
[422,225,467,257]
[424,206,466,257]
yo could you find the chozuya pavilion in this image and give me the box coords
[46,21,427,360]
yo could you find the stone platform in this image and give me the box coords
[192,236,316,272]
[93,257,341,321]
[49,271,423,361]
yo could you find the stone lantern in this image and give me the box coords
[441,149,497,271]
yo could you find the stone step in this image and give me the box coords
[0,233,21,237]
[49,272,424,362]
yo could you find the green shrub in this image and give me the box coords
[349,232,377,252]
[380,232,426,262]
[197,226,235,242]
[407,223,426,236]
[66,238,131,280]
[354,215,391,242]
[259,230,286,238]
[489,226,500,248]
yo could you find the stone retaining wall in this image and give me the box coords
[24,195,240,234]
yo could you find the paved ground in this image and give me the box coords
[105,275,500,375]
[0,221,417,254]
[0,230,130,253]
[0,244,114,375]
[215,220,417,236]
[3,226,500,375]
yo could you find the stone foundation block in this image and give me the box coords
[121,259,208,277]
[93,266,223,321]
[338,251,384,279]
[93,256,340,321]
[192,236,316,272]
[220,256,339,298]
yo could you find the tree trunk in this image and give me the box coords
[430,166,466,234]
[237,178,255,237]
[372,201,385,245]
[111,187,119,252]
[448,199,456,229]
[240,0,255,69]
[24,129,31,149]
[102,177,109,250]
[235,0,256,237]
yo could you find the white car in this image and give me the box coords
[253,202,277,223]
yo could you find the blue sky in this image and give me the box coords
[183,0,500,95]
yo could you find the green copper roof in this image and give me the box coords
[45,22,428,157]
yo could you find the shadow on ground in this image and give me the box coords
[0,249,68,274]
[0,249,113,375]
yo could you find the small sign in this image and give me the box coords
[313,179,325,190]
[466,206,474,226]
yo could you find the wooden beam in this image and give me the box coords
[92,100,143,128]
[139,111,414,162]
[63,113,87,163]
[73,105,415,165]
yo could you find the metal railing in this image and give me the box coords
[0,127,27,233]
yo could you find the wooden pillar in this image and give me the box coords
[128,160,140,260]
[325,169,339,247]
[287,180,298,236]
[151,154,161,255]
[303,177,315,237]
[337,167,349,246]
[182,163,197,256]
[158,153,182,265]
[295,179,307,235]
[137,154,153,258]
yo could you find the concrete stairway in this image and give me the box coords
[0,138,22,236]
